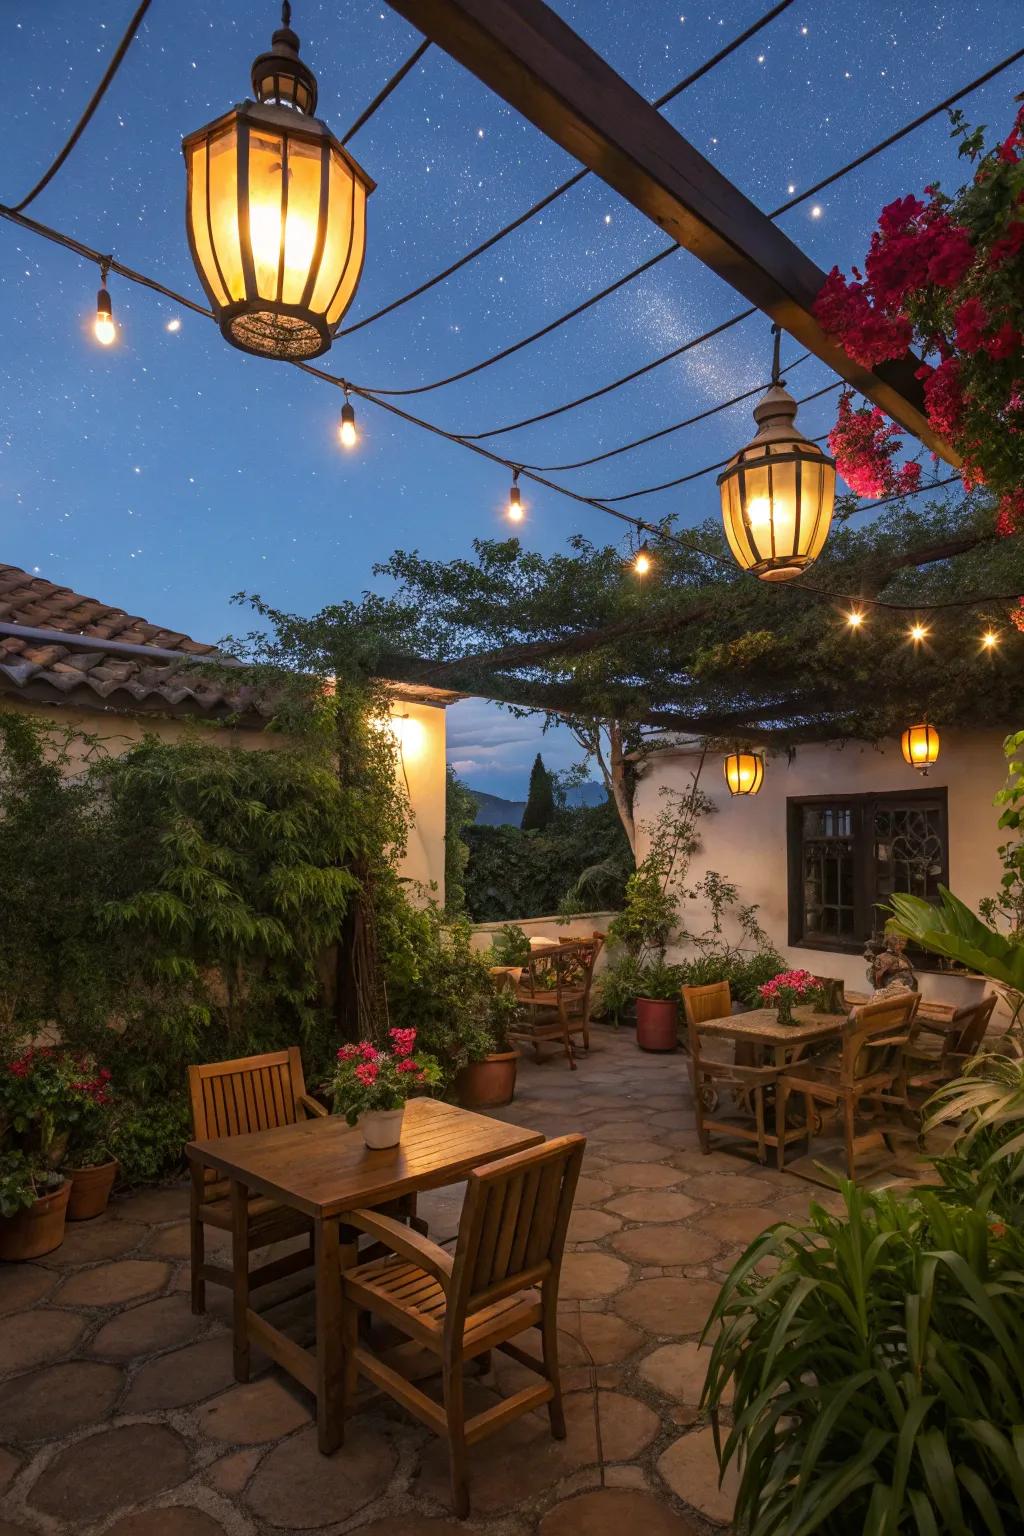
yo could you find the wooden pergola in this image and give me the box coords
[383,0,957,465]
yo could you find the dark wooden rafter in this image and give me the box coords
[381,0,958,464]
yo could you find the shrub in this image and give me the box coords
[703,1183,1024,1535]
[487,924,532,967]
[924,1052,1024,1227]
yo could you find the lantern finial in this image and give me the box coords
[251,4,318,114]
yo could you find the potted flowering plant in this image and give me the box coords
[332,1028,440,1148]
[62,1056,118,1220]
[758,968,819,1026]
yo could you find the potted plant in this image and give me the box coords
[63,1056,118,1220]
[0,1148,71,1260]
[756,967,819,1025]
[332,1028,440,1148]
[634,958,685,1051]
[487,923,532,980]
[455,982,521,1109]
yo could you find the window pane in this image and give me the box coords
[873,800,945,904]
[801,801,857,941]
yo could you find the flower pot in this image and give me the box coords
[635,996,679,1052]
[66,1160,118,1221]
[359,1106,405,1149]
[0,1178,72,1261]
[456,1051,520,1110]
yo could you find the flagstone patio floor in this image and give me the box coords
[0,1025,842,1536]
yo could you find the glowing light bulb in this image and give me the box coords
[747,495,771,529]
[508,478,523,522]
[94,285,116,347]
[982,630,998,649]
[634,546,652,576]
[909,623,928,644]
[339,400,357,450]
[846,609,864,629]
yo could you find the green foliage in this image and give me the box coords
[379,892,517,1082]
[678,946,787,1007]
[487,925,532,967]
[608,869,678,958]
[979,729,1024,938]
[924,1053,1024,1224]
[887,886,1024,1034]
[444,767,477,915]
[108,1098,192,1186]
[0,1149,64,1218]
[521,753,556,831]
[464,796,630,922]
[703,1182,1024,1535]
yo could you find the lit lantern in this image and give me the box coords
[718,327,836,582]
[724,749,765,797]
[901,723,940,775]
[182,3,375,360]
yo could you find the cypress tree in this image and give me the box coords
[521,753,555,831]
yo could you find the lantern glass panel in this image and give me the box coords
[310,148,355,316]
[186,140,227,307]
[326,165,366,325]
[207,125,244,299]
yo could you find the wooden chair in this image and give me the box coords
[188,1047,326,1315]
[509,936,604,1069]
[777,993,922,1178]
[339,1135,586,1518]
[686,992,783,1165]
[901,993,998,1103]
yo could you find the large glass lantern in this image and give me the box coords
[724,749,765,797]
[718,328,836,582]
[182,4,374,361]
[901,723,939,775]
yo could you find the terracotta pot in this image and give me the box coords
[359,1106,405,1149]
[635,996,679,1052]
[0,1178,71,1261]
[67,1160,118,1221]
[456,1051,520,1110]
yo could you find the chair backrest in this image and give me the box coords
[520,937,603,1005]
[682,980,732,1029]
[188,1047,308,1149]
[447,1135,585,1331]
[946,993,998,1059]
[841,993,920,1085]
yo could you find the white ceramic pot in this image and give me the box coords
[359,1105,405,1149]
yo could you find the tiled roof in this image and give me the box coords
[0,563,462,720]
[0,563,263,720]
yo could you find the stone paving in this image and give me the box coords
[0,1026,840,1535]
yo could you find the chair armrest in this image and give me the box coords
[345,1208,454,1288]
[297,1093,329,1119]
[870,1033,913,1048]
[917,1018,954,1038]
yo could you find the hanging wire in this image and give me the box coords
[7,0,153,213]
[336,0,797,337]
[341,39,430,144]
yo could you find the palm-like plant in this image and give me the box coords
[924,1054,1024,1218]
[886,887,1024,1036]
[702,1184,1024,1534]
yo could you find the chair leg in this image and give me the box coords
[560,1006,576,1071]
[776,1082,789,1170]
[843,1094,857,1180]
[230,1180,250,1383]
[754,1087,766,1165]
[804,1094,815,1159]
[541,1282,565,1440]
[341,1296,360,1425]
[189,1163,206,1316]
[442,1356,470,1519]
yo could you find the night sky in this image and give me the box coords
[0,1,1019,795]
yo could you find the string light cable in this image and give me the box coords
[6,0,153,214]
[341,38,430,145]
[337,0,798,339]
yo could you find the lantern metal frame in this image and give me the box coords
[724,748,765,797]
[901,723,940,776]
[181,7,375,363]
[718,327,836,583]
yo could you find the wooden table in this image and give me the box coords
[696,1006,847,1069]
[187,1097,543,1453]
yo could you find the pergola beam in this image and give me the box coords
[382,0,958,464]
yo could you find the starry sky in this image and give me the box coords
[0,1,1019,795]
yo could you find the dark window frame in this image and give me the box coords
[786,787,949,956]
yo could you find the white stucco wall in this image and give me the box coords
[633,730,1009,994]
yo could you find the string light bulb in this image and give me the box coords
[981,629,999,650]
[339,391,357,450]
[507,469,524,522]
[633,543,652,577]
[846,609,864,629]
[908,622,929,644]
[94,264,116,347]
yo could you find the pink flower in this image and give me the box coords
[953,297,990,354]
[995,489,1024,537]
[984,322,1021,362]
[358,1041,379,1061]
[354,1062,379,1088]
[395,1058,421,1074]
[922,358,965,439]
[389,1027,417,1059]
[337,1044,361,1062]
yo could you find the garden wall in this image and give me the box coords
[469,911,617,972]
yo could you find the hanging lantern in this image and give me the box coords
[901,723,939,775]
[182,3,375,361]
[724,749,765,797]
[718,326,836,582]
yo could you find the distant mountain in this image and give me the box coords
[469,789,526,827]
[467,781,607,828]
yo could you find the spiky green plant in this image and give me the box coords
[886,887,1024,1034]
[924,1053,1024,1221]
[702,1183,1024,1534]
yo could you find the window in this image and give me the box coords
[787,789,948,953]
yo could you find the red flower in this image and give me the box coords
[995,489,1024,537]
[924,224,974,288]
[922,358,965,439]
[395,1058,421,1074]
[984,322,1021,362]
[388,1027,417,1059]
[813,269,911,368]
[953,297,990,354]
[988,219,1024,268]
[336,1044,360,1062]
[354,1062,379,1088]
[828,394,917,499]
[1011,599,1024,634]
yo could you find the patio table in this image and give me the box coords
[696,1006,847,1070]
[186,1097,543,1453]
